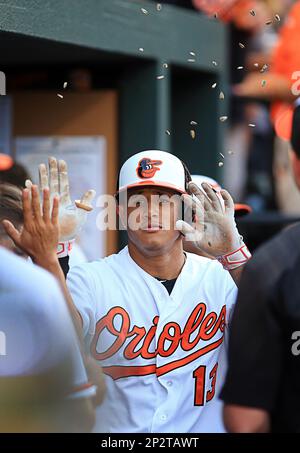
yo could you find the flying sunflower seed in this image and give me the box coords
[212,82,217,89]
[157,3,162,11]
[190,121,198,126]
[212,60,218,66]
[261,80,267,87]
[141,8,148,15]
[237,66,244,70]
[57,93,63,99]
[63,82,68,89]
[250,9,256,16]
[248,123,256,128]
[228,150,234,155]
[219,91,225,100]
[260,64,268,73]
[163,63,168,69]
[139,47,144,52]
[190,130,196,139]
[165,129,171,136]
[219,152,225,158]
[157,75,165,80]
[218,162,224,167]
[219,116,228,122]
[239,42,245,49]
[275,14,280,22]
[266,20,272,25]
[188,58,196,63]
[214,13,218,19]
[254,63,259,67]
[190,51,196,57]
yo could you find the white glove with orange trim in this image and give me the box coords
[176,181,251,269]
[26,157,96,257]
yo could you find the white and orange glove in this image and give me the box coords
[176,181,251,270]
[26,157,95,257]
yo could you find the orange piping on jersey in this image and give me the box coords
[102,337,224,380]
[91,304,226,380]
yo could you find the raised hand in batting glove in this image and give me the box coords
[26,156,96,257]
[176,181,243,259]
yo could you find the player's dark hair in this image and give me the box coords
[0,183,23,237]
[291,104,300,159]
[181,159,192,192]
[0,161,31,189]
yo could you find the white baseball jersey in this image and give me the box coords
[67,246,237,433]
[0,246,95,400]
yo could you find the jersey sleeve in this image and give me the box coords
[220,260,283,411]
[66,264,99,338]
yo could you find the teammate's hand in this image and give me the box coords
[26,157,96,242]
[2,185,60,263]
[176,182,242,258]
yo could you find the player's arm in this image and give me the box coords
[226,265,246,287]
[36,242,84,335]
[232,72,294,102]
[177,182,251,286]
[223,405,270,433]
[220,258,283,432]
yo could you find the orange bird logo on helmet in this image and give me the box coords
[136,158,163,179]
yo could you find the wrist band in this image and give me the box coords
[216,243,251,271]
[57,240,75,258]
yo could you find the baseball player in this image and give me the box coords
[3,150,252,433]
